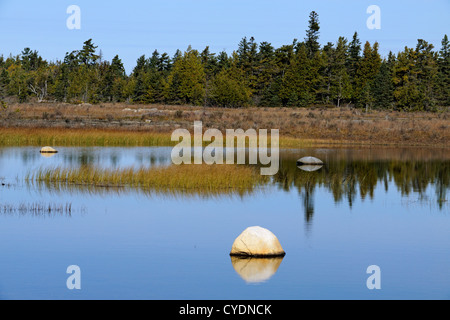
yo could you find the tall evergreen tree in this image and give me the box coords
[279,45,317,107]
[415,39,439,110]
[164,47,205,105]
[0,68,9,107]
[210,53,251,108]
[347,32,361,76]
[354,41,381,109]
[305,11,320,59]
[329,37,351,107]
[21,48,45,71]
[256,41,278,106]
[392,47,421,111]
[438,35,450,106]
[371,59,394,109]
[78,39,99,66]
[200,46,218,106]
[347,32,362,104]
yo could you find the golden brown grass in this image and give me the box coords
[0,127,173,147]
[27,164,269,195]
[1,102,449,147]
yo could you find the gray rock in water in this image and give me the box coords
[296,156,323,165]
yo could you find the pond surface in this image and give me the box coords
[0,146,449,300]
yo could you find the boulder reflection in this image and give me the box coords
[230,256,284,283]
[298,164,323,172]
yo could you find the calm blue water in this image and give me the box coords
[0,147,448,300]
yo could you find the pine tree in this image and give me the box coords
[159,52,171,72]
[0,68,9,107]
[164,47,205,105]
[21,48,45,71]
[392,47,421,111]
[333,38,352,107]
[256,41,278,106]
[78,39,99,66]
[237,37,250,68]
[172,49,182,64]
[217,51,230,70]
[200,46,218,106]
[347,32,361,77]
[371,60,394,109]
[346,32,362,104]
[438,35,450,106]
[111,55,126,78]
[278,45,316,107]
[210,54,251,108]
[148,50,160,70]
[354,41,381,109]
[305,11,320,59]
[6,63,28,102]
[415,39,439,110]
[132,55,149,103]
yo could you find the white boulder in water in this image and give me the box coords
[230,226,285,257]
[40,146,58,153]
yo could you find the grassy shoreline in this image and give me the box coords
[0,103,448,148]
[0,127,448,149]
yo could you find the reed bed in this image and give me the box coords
[0,127,282,148]
[2,126,440,149]
[28,164,269,194]
[0,202,75,216]
[0,128,174,147]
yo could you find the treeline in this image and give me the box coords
[0,12,449,111]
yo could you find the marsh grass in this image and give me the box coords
[28,164,270,195]
[0,128,174,147]
[2,103,449,147]
[0,202,75,216]
[0,127,381,150]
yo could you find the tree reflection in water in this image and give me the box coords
[274,147,449,229]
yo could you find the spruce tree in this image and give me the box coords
[0,68,9,107]
[210,54,251,108]
[278,45,316,107]
[305,11,320,59]
[392,47,421,111]
[78,39,99,66]
[328,37,352,107]
[164,47,205,105]
[346,32,362,105]
[371,60,394,109]
[415,39,439,110]
[438,35,450,106]
[132,55,149,102]
[354,41,381,109]
[256,42,277,106]
[200,46,217,106]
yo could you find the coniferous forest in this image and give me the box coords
[0,12,449,111]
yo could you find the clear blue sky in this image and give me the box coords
[0,0,448,74]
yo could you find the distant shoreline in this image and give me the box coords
[0,102,448,148]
